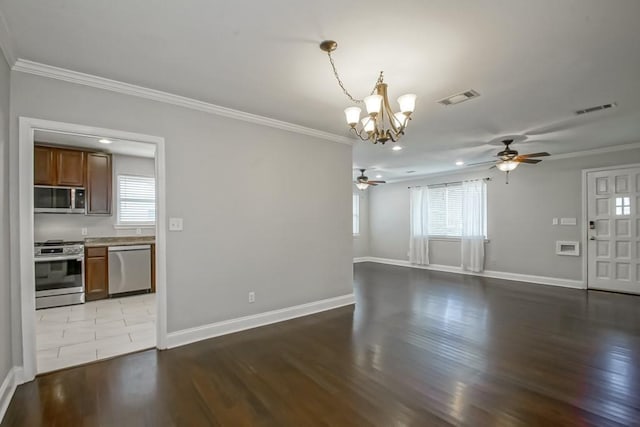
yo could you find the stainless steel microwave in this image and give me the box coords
[34,186,86,214]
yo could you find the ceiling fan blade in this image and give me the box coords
[367,180,386,184]
[465,160,497,167]
[516,158,542,164]
[518,152,550,158]
[367,182,378,186]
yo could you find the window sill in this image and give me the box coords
[114,224,156,230]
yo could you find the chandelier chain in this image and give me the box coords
[327,52,383,104]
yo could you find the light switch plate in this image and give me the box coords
[169,217,183,231]
[81,227,88,236]
[552,218,558,225]
[560,217,577,226]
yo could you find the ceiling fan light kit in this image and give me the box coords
[355,169,386,190]
[494,139,550,183]
[320,40,416,145]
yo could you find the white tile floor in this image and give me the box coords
[36,293,156,374]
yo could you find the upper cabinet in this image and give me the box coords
[86,153,112,215]
[34,144,112,215]
[34,145,85,187]
[56,149,85,186]
[34,146,56,185]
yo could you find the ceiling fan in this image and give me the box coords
[469,139,550,183]
[355,169,386,190]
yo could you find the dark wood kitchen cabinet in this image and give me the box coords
[86,152,112,215]
[56,149,85,186]
[33,145,85,187]
[85,246,109,301]
[34,146,55,185]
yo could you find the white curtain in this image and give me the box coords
[409,187,429,265]
[461,180,486,272]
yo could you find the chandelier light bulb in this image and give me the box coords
[361,116,375,133]
[364,94,383,115]
[355,182,369,190]
[397,94,417,114]
[496,160,519,172]
[393,112,407,130]
[344,107,361,126]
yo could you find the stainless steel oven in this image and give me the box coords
[34,241,85,309]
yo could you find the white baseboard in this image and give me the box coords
[0,366,22,423]
[357,257,585,289]
[353,257,369,263]
[166,293,355,349]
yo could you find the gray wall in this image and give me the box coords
[34,153,156,241]
[9,72,353,366]
[0,56,11,387]
[369,149,640,280]
[353,189,369,258]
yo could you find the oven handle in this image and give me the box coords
[34,255,84,262]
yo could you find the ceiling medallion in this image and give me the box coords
[320,40,416,145]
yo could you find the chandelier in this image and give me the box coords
[320,40,416,145]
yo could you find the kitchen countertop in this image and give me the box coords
[84,236,156,247]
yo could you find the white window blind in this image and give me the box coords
[117,175,156,224]
[353,194,360,235]
[428,184,463,237]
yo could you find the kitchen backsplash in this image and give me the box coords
[34,213,155,241]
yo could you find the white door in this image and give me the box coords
[587,167,640,294]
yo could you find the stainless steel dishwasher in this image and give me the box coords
[108,245,151,296]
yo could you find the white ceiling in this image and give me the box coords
[3,0,640,180]
[34,130,156,158]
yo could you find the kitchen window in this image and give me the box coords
[117,174,156,225]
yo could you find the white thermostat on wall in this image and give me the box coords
[169,217,184,231]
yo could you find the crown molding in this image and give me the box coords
[0,10,15,67]
[12,59,352,145]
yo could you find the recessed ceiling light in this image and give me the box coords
[392,145,403,151]
[456,161,465,166]
[376,175,382,178]
[98,138,112,144]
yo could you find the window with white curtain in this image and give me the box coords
[427,183,486,238]
[117,175,156,224]
[353,194,360,235]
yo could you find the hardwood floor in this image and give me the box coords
[4,262,640,426]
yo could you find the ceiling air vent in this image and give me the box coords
[438,89,480,106]
[575,103,617,115]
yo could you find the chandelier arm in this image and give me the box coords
[350,127,372,142]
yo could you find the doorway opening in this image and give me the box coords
[16,117,167,381]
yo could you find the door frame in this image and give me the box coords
[15,117,168,382]
[581,163,640,290]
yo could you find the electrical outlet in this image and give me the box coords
[81,227,88,236]
[136,228,142,235]
[248,291,255,303]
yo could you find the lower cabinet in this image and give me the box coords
[85,247,109,301]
